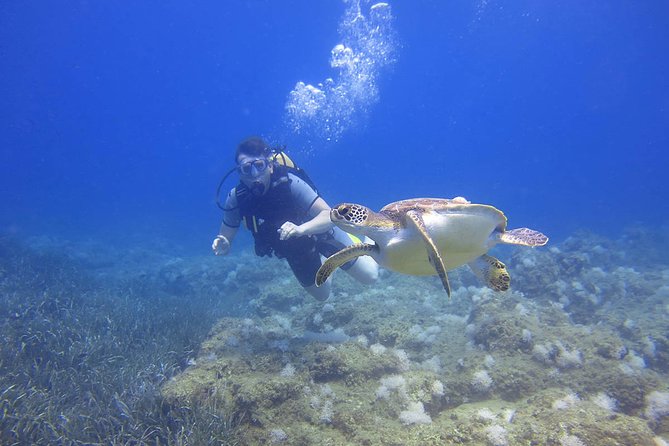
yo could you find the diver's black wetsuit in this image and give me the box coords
[222,168,356,286]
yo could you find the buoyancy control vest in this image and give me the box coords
[235,153,319,258]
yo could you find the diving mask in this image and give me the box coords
[238,158,270,177]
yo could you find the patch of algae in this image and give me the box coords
[511,389,657,445]
[162,288,664,444]
[463,294,664,407]
[162,238,669,445]
[163,352,658,445]
[432,391,657,445]
[302,342,401,385]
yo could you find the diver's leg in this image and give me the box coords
[286,247,331,301]
[345,254,378,285]
[324,230,379,286]
[304,280,331,301]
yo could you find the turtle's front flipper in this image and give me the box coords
[499,228,548,247]
[405,210,451,298]
[316,243,377,287]
[467,254,510,292]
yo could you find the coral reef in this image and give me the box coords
[2,225,668,444]
[160,228,669,445]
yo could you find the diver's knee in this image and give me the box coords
[352,257,379,285]
[359,267,379,285]
[369,266,379,283]
[304,283,331,301]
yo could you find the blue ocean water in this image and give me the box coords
[1,0,668,247]
[2,3,669,444]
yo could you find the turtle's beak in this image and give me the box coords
[331,205,355,229]
[330,207,345,223]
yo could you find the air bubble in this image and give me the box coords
[284,0,398,147]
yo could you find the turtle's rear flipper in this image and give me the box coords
[316,243,376,287]
[500,228,548,247]
[468,254,510,292]
[405,210,451,298]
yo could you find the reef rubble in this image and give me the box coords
[162,229,669,445]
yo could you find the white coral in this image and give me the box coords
[532,343,554,364]
[559,434,586,446]
[393,349,411,371]
[399,401,432,425]
[369,343,387,355]
[555,341,582,369]
[269,428,288,444]
[279,363,296,377]
[591,392,617,413]
[485,424,508,446]
[471,370,494,392]
[431,380,445,397]
[553,392,580,410]
[376,374,407,400]
[645,391,669,421]
[476,408,497,422]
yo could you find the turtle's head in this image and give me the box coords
[331,203,369,227]
[331,203,389,239]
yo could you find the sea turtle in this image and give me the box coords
[315,197,548,297]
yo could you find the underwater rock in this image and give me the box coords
[514,389,657,445]
[305,342,401,384]
[158,228,669,445]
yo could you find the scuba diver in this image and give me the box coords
[212,136,378,301]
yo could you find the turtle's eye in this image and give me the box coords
[338,205,350,216]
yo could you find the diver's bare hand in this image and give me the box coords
[212,235,231,255]
[278,222,302,240]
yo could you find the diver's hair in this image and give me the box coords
[235,136,270,163]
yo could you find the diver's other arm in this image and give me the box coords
[214,187,240,256]
[212,225,238,256]
[212,235,230,255]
